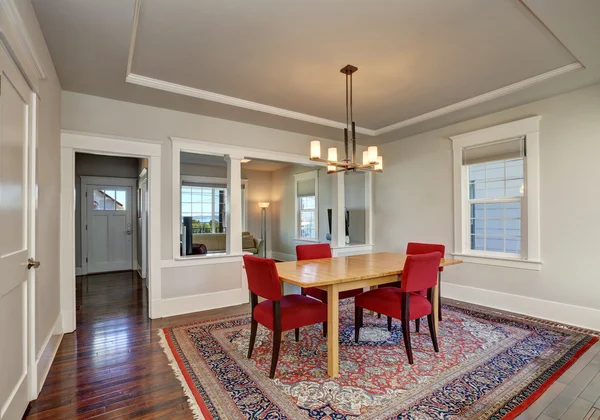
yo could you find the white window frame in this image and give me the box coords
[294,170,319,242]
[451,117,541,270]
[180,175,248,233]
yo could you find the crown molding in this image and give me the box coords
[126,72,377,136]
[373,62,582,136]
[0,0,46,84]
[126,0,141,77]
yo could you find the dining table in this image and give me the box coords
[275,252,463,377]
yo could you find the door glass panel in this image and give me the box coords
[93,190,105,210]
[104,190,116,210]
[115,190,127,210]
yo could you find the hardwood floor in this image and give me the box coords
[24,271,600,419]
[24,271,249,419]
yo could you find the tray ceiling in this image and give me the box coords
[33,0,600,144]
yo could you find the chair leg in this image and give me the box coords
[295,328,299,342]
[438,273,443,321]
[355,306,363,343]
[427,313,439,353]
[323,322,327,337]
[401,320,413,364]
[415,318,420,333]
[247,319,258,359]
[387,316,392,331]
[401,292,413,364]
[269,329,282,379]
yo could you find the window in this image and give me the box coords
[181,184,227,234]
[451,117,541,270]
[294,170,319,241]
[468,158,523,255]
[93,189,126,211]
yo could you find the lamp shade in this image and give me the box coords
[310,140,321,159]
[258,202,270,208]
[368,146,378,164]
[362,151,369,165]
[327,147,338,162]
[375,156,383,171]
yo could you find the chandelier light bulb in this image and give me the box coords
[328,147,338,162]
[362,151,369,165]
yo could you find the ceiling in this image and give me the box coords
[33,0,600,144]
[181,152,290,172]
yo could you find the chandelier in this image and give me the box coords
[309,64,382,173]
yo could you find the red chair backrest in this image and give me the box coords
[406,242,445,271]
[401,252,442,293]
[296,244,332,261]
[243,255,281,301]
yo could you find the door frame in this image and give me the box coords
[80,176,138,275]
[138,171,148,280]
[60,131,162,332]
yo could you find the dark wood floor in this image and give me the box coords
[24,271,600,419]
[24,271,249,419]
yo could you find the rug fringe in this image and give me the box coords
[158,329,205,420]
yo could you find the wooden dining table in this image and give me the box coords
[276,252,463,377]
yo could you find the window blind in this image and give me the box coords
[297,179,316,197]
[462,136,526,166]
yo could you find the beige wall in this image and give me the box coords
[61,91,345,262]
[12,1,64,356]
[374,84,600,313]
[271,165,331,258]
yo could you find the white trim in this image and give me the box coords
[443,283,600,331]
[128,73,377,136]
[0,0,47,93]
[270,251,296,262]
[159,288,247,318]
[294,170,319,241]
[60,131,162,325]
[80,176,137,275]
[125,60,581,135]
[451,253,541,271]
[331,243,373,257]
[451,117,541,268]
[126,0,141,77]
[160,253,246,268]
[34,314,62,397]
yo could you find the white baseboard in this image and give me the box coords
[35,313,63,396]
[270,251,296,262]
[443,283,600,331]
[159,288,248,318]
[75,267,82,276]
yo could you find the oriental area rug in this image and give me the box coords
[159,300,598,419]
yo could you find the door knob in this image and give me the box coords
[127,223,132,235]
[27,258,41,270]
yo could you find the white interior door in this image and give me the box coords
[0,45,34,420]
[86,185,133,273]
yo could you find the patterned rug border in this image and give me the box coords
[159,300,599,419]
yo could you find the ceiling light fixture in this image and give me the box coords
[310,65,382,174]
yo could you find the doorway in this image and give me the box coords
[60,133,162,332]
[80,177,137,274]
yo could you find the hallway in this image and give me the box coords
[24,271,248,419]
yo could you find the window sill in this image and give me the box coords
[451,252,542,271]
[162,252,246,268]
[294,238,320,244]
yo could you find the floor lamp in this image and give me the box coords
[258,202,270,258]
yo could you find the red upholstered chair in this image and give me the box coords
[354,252,441,364]
[243,255,327,378]
[406,242,446,324]
[296,244,364,306]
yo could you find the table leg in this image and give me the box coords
[327,284,339,377]
[433,281,439,335]
[281,282,285,341]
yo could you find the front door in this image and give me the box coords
[0,45,34,419]
[86,185,133,273]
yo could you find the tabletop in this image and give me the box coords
[275,252,462,288]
